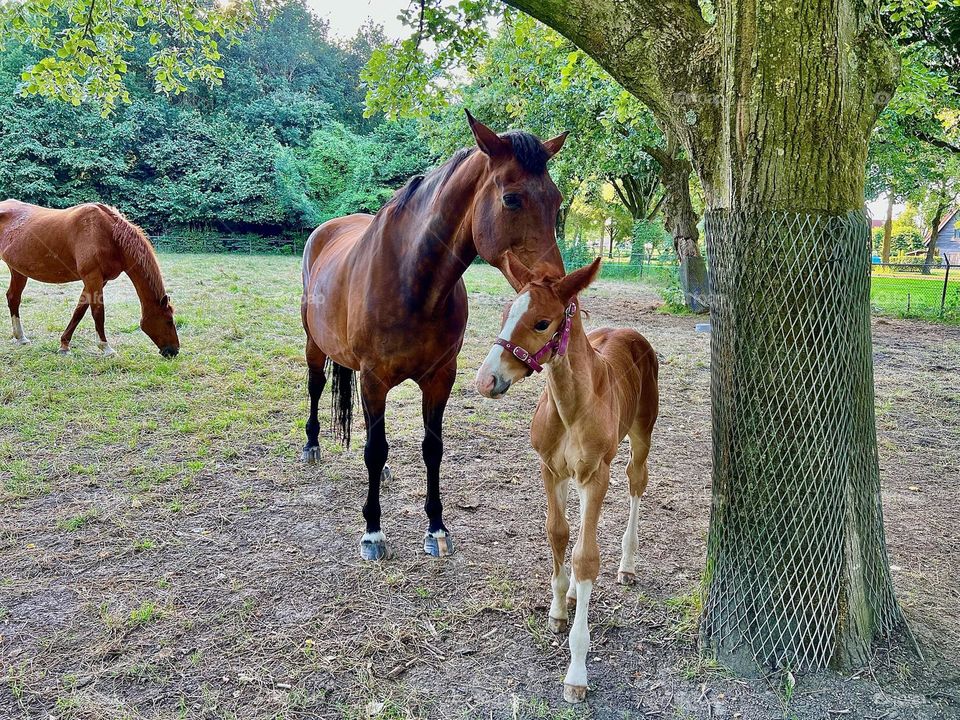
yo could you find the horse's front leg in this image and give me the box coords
[564,464,610,704]
[418,367,456,557]
[544,464,571,633]
[359,371,392,561]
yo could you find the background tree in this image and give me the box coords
[0,0,435,235]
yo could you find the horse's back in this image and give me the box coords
[301,214,373,288]
[0,201,117,283]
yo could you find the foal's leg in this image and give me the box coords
[84,273,114,356]
[564,465,610,704]
[301,336,327,463]
[544,465,571,632]
[618,431,651,585]
[418,366,456,557]
[359,371,391,561]
[59,289,91,353]
[6,270,29,345]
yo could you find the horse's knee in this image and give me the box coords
[572,543,600,584]
[421,434,442,466]
[364,437,388,470]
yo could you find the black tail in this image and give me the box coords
[327,359,356,447]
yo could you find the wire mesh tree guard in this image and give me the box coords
[700,209,905,673]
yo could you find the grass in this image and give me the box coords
[870,273,960,321]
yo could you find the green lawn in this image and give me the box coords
[870,273,959,321]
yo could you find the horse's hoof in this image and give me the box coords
[58,347,70,355]
[566,594,577,608]
[381,465,392,483]
[423,530,454,557]
[563,683,588,704]
[360,532,393,561]
[617,571,636,586]
[101,347,117,358]
[301,446,321,463]
[13,337,30,346]
[547,615,568,634]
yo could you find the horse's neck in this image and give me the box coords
[399,154,485,309]
[124,262,162,314]
[546,313,603,426]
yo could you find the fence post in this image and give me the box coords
[942,255,952,317]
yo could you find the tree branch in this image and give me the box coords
[501,0,714,122]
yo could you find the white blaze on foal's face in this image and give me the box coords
[475,291,532,398]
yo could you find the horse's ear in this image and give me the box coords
[555,257,601,302]
[502,251,533,292]
[160,294,170,309]
[466,109,508,157]
[543,131,568,159]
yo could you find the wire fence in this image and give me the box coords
[151,235,960,322]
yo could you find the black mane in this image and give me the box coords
[387,131,549,213]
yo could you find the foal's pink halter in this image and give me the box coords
[494,301,577,373]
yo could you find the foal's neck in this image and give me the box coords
[546,309,602,425]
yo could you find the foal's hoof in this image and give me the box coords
[617,571,636,586]
[58,346,70,355]
[301,445,321,463]
[423,530,454,557]
[563,683,588,704]
[547,615,568,633]
[566,594,577,608]
[13,337,30,346]
[360,532,393,561]
[381,465,392,483]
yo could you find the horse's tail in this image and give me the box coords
[327,359,356,447]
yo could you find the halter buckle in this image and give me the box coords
[512,346,530,362]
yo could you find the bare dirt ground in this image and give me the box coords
[1,256,958,720]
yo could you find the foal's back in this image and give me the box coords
[589,327,659,438]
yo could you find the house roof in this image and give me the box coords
[925,206,959,243]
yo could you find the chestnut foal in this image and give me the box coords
[475,253,659,703]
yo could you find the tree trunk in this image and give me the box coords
[922,203,946,274]
[882,194,893,264]
[644,143,708,312]
[505,0,903,674]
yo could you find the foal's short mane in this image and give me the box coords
[97,204,165,299]
[387,131,551,213]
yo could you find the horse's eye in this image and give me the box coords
[534,320,551,332]
[502,193,522,210]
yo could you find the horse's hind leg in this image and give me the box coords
[359,371,392,561]
[59,290,91,354]
[6,269,29,345]
[618,430,651,585]
[83,273,114,356]
[301,336,327,463]
[418,365,456,557]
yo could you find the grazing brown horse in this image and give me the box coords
[301,112,567,560]
[0,200,179,357]
[475,253,659,703]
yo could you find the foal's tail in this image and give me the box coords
[327,359,356,447]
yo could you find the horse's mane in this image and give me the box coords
[386,131,551,213]
[97,204,165,298]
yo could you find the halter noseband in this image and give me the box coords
[493,301,577,373]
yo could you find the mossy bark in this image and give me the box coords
[506,0,903,673]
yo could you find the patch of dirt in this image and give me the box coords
[1,259,958,719]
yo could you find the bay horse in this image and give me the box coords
[301,112,567,561]
[475,253,659,703]
[0,200,179,357]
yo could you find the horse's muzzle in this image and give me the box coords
[161,346,179,358]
